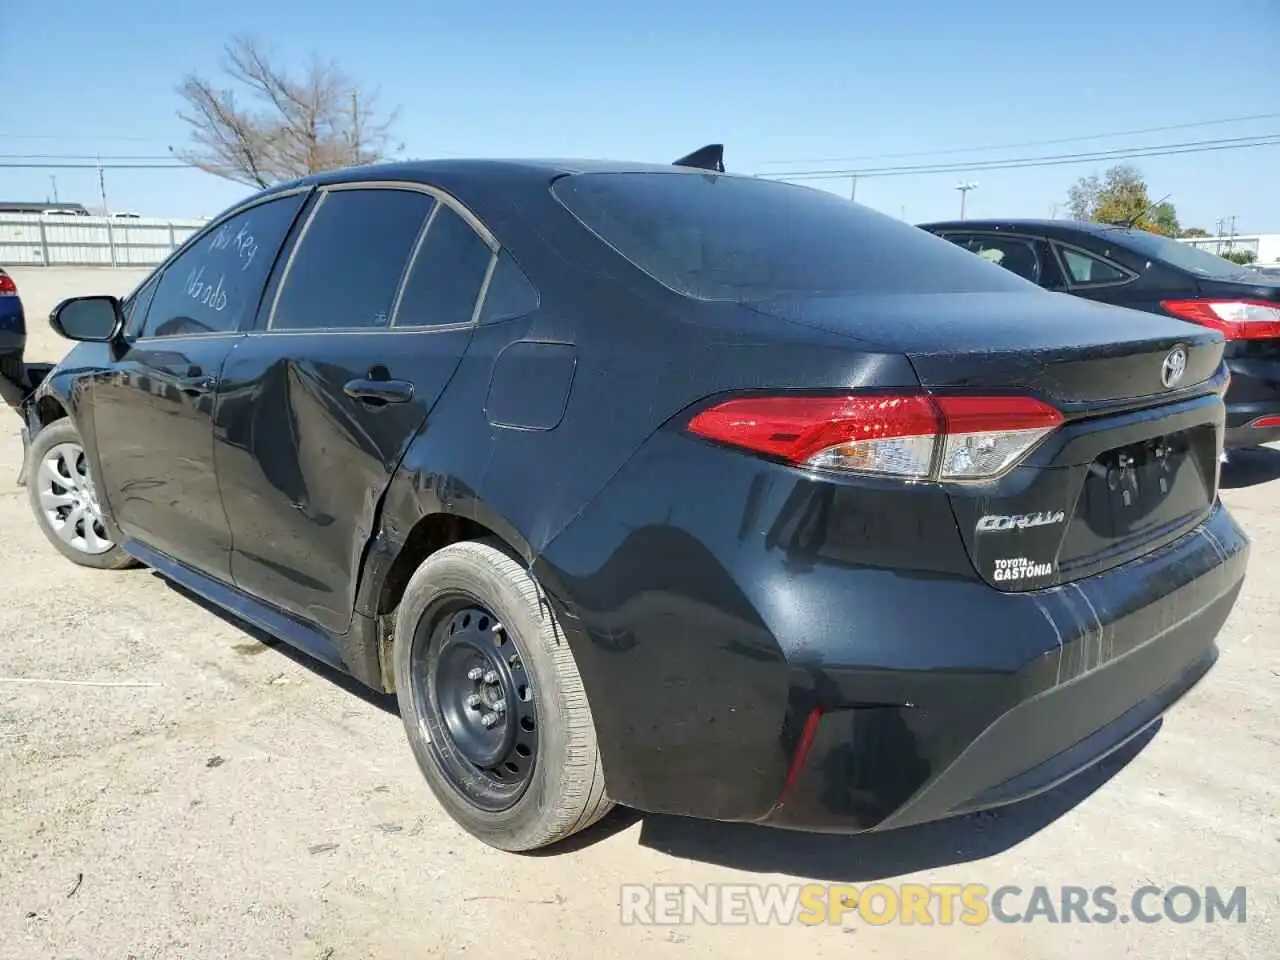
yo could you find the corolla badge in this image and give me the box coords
[976,510,1066,533]
[1161,345,1188,389]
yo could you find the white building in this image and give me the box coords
[1179,233,1280,266]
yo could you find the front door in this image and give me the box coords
[214,184,496,633]
[91,190,309,580]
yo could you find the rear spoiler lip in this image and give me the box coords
[672,144,725,172]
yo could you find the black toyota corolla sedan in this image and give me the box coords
[18,154,1249,851]
[920,218,1280,450]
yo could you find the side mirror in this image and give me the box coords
[49,295,124,343]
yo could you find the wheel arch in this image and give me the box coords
[33,393,69,429]
[359,485,547,691]
[23,367,81,438]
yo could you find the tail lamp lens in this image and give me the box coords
[1161,299,1280,340]
[934,396,1064,480]
[687,393,1062,480]
[0,274,16,296]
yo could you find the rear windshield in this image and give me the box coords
[551,171,1031,301]
[1105,228,1257,280]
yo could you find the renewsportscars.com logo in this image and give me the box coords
[619,883,1249,927]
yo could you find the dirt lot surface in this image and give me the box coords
[1,268,1277,959]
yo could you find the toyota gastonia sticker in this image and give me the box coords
[993,557,1054,582]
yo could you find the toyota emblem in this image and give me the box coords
[1161,345,1188,389]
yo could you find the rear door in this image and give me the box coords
[214,182,497,633]
[90,190,308,579]
[939,231,1068,291]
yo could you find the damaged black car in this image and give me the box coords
[16,150,1250,850]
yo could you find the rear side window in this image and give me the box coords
[1059,247,1129,286]
[393,205,493,328]
[479,251,540,324]
[271,188,435,331]
[140,192,305,338]
[551,172,1033,301]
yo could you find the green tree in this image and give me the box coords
[1221,250,1257,265]
[1180,226,1211,238]
[1065,164,1178,235]
[1148,201,1180,237]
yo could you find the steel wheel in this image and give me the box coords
[412,600,539,811]
[393,539,612,850]
[35,441,115,556]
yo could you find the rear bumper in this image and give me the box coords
[762,501,1247,832]
[541,430,1250,832]
[1224,355,1280,448]
[0,298,23,336]
[1224,418,1280,449]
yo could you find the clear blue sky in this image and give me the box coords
[5,0,1279,230]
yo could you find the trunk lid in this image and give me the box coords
[747,291,1224,403]
[746,291,1228,590]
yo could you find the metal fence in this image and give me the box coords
[0,214,210,267]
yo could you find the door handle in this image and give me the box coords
[343,378,415,404]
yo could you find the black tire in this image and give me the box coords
[25,418,137,570]
[393,538,612,851]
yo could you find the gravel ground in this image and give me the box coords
[0,268,1276,959]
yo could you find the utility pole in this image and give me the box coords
[98,157,117,266]
[849,174,858,203]
[96,158,109,215]
[956,181,978,219]
[49,175,58,203]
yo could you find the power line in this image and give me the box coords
[4,131,1279,179]
[756,111,1280,167]
[0,161,190,169]
[0,154,177,162]
[758,133,1280,181]
[0,132,166,143]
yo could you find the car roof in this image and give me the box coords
[918,217,1151,242]
[261,157,741,197]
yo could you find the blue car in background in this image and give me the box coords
[0,266,27,397]
[0,267,24,369]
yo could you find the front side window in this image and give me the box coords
[1059,247,1129,286]
[271,188,435,331]
[140,192,305,339]
[122,273,161,337]
[552,171,1032,301]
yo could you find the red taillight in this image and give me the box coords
[687,392,1063,480]
[686,395,938,469]
[1250,415,1280,429]
[0,274,16,296]
[1161,299,1280,340]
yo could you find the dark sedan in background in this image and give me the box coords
[0,266,24,383]
[920,219,1280,449]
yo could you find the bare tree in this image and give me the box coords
[175,35,402,187]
